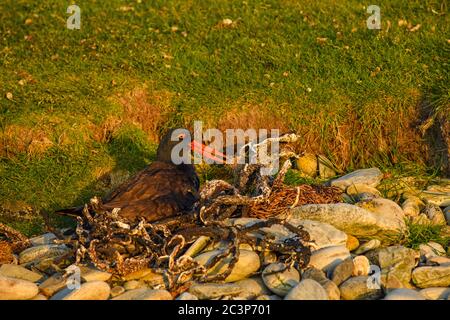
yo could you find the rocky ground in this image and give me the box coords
[1,167,449,300]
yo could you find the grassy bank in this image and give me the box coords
[0,0,449,234]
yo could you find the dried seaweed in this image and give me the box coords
[0,222,31,253]
[54,160,321,293]
[5,133,342,294]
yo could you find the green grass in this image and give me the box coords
[0,0,449,235]
[404,220,450,250]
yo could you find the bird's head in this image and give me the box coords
[156,128,227,165]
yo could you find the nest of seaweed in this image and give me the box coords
[35,159,342,294]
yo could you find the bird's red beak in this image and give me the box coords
[190,140,228,164]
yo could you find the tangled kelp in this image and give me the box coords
[42,157,344,294]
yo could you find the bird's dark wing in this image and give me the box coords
[102,161,200,221]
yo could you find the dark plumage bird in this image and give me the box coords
[56,128,225,222]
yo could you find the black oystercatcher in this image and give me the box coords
[56,128,226,222]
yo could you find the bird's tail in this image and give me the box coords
[54,205,84,218]
[55,197,103,218]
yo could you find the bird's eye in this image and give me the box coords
[178,133,186,139]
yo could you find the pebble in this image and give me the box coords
[194,249,260,283]
[293,219,348,250]
[354,239,381,255]
[339,276,383,300]
[401,196,424,217]
[38,273,67,297]
[124,280,148,291]
[412,213,432,225]
[122,268,155,280]
[188,283,242,300]
[262,250,277,265]
[184,236,211,257]
[29,233,57,246]
[0,264,43,282]
[261,263,300,297]
[427,256,450,265]
[444,206,450,225]
[346,184,381,197]
[330,168,383,190]
[295,153,317,177]
[110,286,125,297]
[412,265,450,288]
[384,288,426,300]
[112,288,172,300]
[176,292,199,300]
[378,246,418,289]
[356,198,406,232]
[291,203,404,243]
[121,268,167,288]
[284,279,329,300]
[420,287,450,300]
[302,267,340,300]
[352,256,370,276]
[420,185,450,207]
[308,245,351,275]
[79,265,112,282]
[346,235,359,251]
[19,244,70,265]
[31,293,48,300]
[256,294,282,300]
[51,281,111,300]
[234,277,271,299]
[419,242,446,261]
[0,275,39,300]
[331,258,354,286]
[423,204,447,225]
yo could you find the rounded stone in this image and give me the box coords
[401,196,424,217]
[18,244,70,265]
[354,239,381,255]
[295,153,317,177]
[284,279,328,300]
[194,249,260,283]
[346,184,381,197]
[420,287,450,300]
[262,263,300,297]
[234,277,271,299]
[0,264,43,282]
[188,283,242,300]
[383,289,425,300]
[308,245,351,275]
[346,235,360,251]
[419,242,446,261]
[444,206,450,225]
[61,281,111,300]
[330,168,383,190]
[112,288,172,300]
[412,265,450,288]
[0,275,39,300]
[302,267,340,300]
[331,258,354,286]
[423,204,447,225]
[176,292,199,300]
[79,266,112,282]
[352,256,370,276]
[110,286,125,297]
[339,276,383,300]
[124,280,147,291]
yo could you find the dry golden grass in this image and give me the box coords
[217,102,289,133]
[115,86,175,142]
[0,124,53,158]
